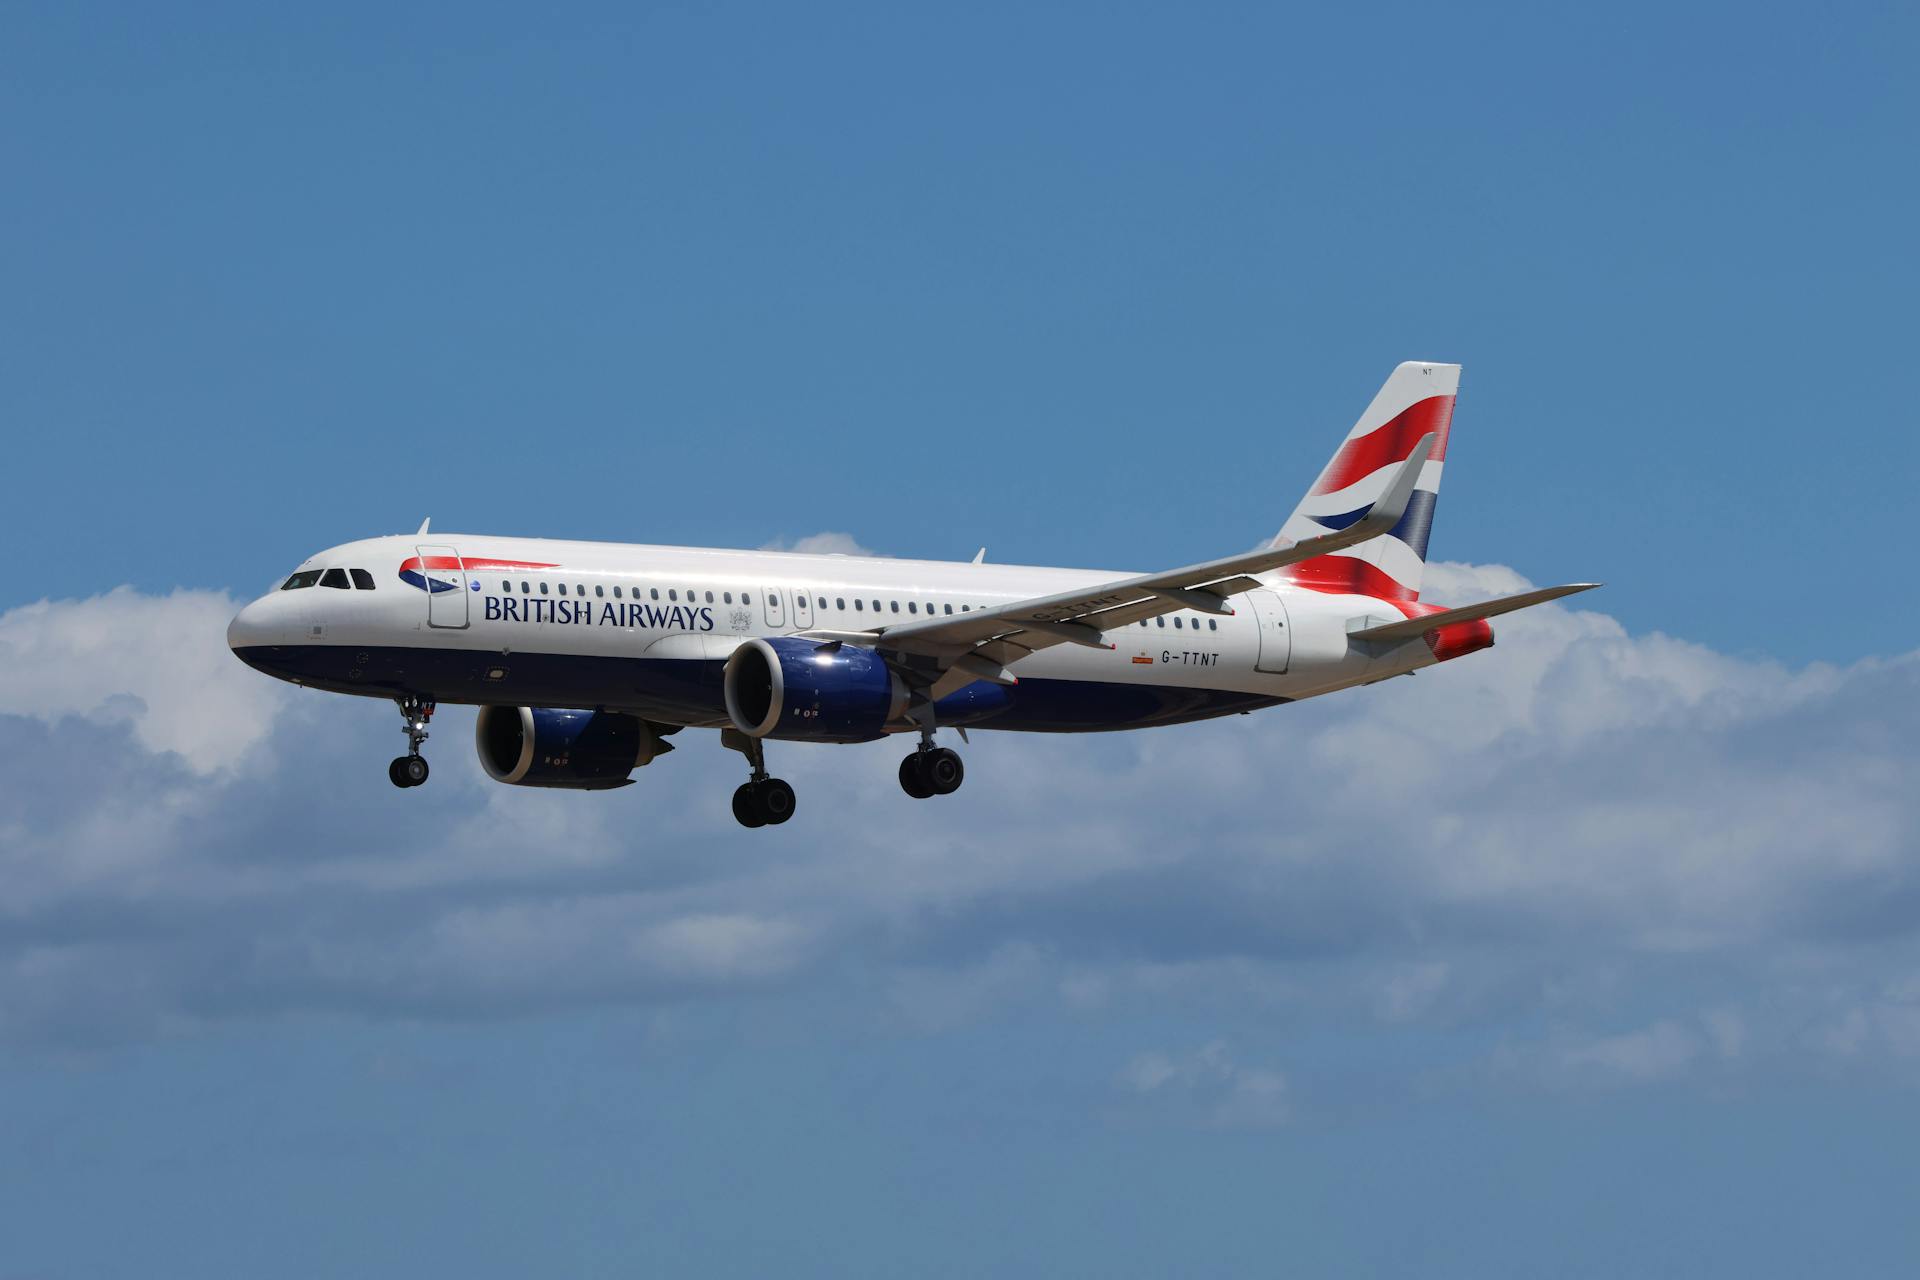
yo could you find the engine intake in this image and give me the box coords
[723,637,907,742]
[475,706,674,789]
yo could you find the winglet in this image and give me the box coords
[972,547,987,564]
[416,517,431,536]
[1353,432,1433,541]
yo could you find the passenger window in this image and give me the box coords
[576,584,585,596]
[320,568,350,589]
[280,570,322,590]
[706,591,715,604]
[500,579,511,592]
[650,588,659,600]
[724,592,733,604]
[817,596,827,609]
[742,592,752,605]
[837,597,846,610]
[595,585,604,598]
[1156,616,1165,627]
[908,602,918,614]
[669,589,677,601]
[540,582,549,595]
[520,581,530,594]
[614,586,623,599]
[890,601,900,613]
[1174,617,1182,629]
[558,583,568,596]
[854,599,864,611]
[351,569,376,590]
[944,604,953,615]
[1209,619,1218,631]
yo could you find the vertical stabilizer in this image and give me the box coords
[1271,361,1458,601]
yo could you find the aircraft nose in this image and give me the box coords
[226,597,276,654]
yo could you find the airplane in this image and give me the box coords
[227,362,1596,828]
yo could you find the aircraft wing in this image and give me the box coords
[859,436,1435,692]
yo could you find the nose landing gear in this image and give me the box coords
[389,696,434,788]
[722,728,797,828]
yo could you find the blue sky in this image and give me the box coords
[2,3,1918,1276]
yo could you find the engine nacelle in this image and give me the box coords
[723,636,907,743]
[475,706,674,789]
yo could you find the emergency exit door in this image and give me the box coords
[417,544,469,629]
[1247,590,1291,673]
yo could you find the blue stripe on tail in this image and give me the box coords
[1305,488,1438,560]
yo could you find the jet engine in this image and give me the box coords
[475,706,675,789]
[723,637,908,743]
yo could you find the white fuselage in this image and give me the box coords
[228,532,1444,735]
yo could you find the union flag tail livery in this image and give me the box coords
[228,360,1597,828]
[1273,361,1457,603]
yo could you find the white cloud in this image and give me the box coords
[1379,961,1450,1022]
[0,555,1917,1109]
[1558,1019,1703,1083]
[0,587,286,773]
[1119,1041,1290,1128]
[758,531,877,556]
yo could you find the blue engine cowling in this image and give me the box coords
[723,637,908,743]
[474,706,674,789]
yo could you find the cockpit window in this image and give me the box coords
[320,568,350,589]
[350,569,375,590]
[281,571,322,590]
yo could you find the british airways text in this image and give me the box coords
[483,595,715,631]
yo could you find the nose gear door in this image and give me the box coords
[417,544,470,629]
[1248,589,1291,674]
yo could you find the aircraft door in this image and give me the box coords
[792,588,814,630]
[418,544,470,629]
[1248,589,1291,674]
[763,586,786,630]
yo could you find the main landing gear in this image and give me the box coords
[723,730,796,829]
[388,696,434,789]
[899,735,965,800]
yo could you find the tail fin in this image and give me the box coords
[1272,361,1459,602]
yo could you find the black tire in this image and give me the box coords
[757,777,797,825]
[403,755,430,786]
[899,753,934,799]
[732,783,766,828]
[389,757,412,788]
[924,747,964,796]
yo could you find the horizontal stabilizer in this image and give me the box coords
[1347,583,1602,642]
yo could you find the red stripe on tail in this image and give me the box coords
[1309,395,1454,497]
[1284,555,1420,605]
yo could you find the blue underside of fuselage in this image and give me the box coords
[232,644,1285,733]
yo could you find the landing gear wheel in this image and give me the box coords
[756,777,797,825]
[732,783,766,828]
[923,747,964,795]
[390,696,434,789]
[899,753,934,799]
